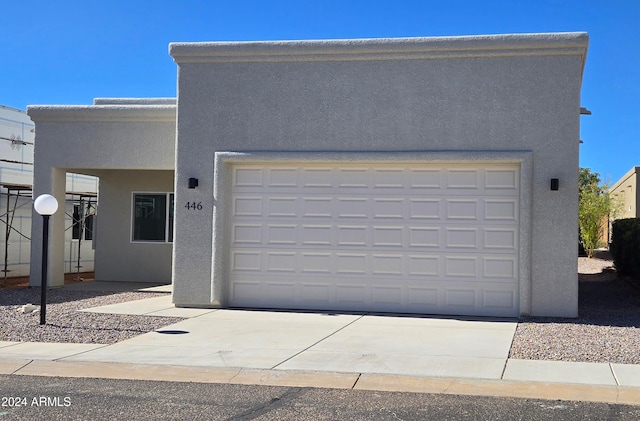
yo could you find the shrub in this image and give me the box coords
[578,168,617,258]
[610,218,640,279]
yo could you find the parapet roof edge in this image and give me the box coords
[27,104,176,123]
[169,32,589,64]
[610,166,640,192]
[0,104,27,114]
[93,98,176,105]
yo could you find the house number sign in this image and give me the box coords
[185,201,203,210]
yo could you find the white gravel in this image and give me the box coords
[510,253,640,364]
[0,289,184,344]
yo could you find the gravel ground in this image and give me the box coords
[0,289,184,344]
[510,252,640,364]
[2,254,639,364]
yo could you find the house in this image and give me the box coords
[610,167,640,219]
[0,105,97,279]
[28,32,589,317]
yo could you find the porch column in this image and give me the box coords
[30,167,66,287]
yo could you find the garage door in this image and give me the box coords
[228,163,519,317]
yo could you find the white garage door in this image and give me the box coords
[228,163,520,317]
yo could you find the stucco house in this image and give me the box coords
[28,32,589,318]
[610,167,640,220]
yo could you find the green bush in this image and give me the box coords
[610,218,640,279]
[579,168,616,258]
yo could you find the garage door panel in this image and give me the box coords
[232,281,263,304]
[408,255,440,276]
[407,287,440,306]
[373,169,405,188]
[233,166,518,193]
[445,228,479,249]
[265,252,297,272]
[300,252,332,273]
[231,276,518,316]
[408,227,440,248]
[444,256,478,277]
[409,198,441,219]
[233,196,263,217]
[263,282,296,302]
[302,168,333,187]
[336,284,368,304]
[446,199,479,220]
[336,198,369,218]
[372,226,404,247]
[302,197,333,218]
[231,249,517,281]
[266,225,297,245]
[267,168,298,187]
[336,253,368,275]
[301,225,333,246]
[445,168,481,187]
[373,198,405,219]
[337,225,368,246]
[482,288,517,310]
[372,254,404,275]
[485,168,519,189]
[229,163,520,317]
[484,199,518,220]
[299,283,331,303]
[483,256,518,279]
[484,229,518,250]
[234,168,264,187]
[232,224,262,245]
[233,198,517,223]
[444,288,477,308]
[267,197,297,217]
[371,287,403,306]
[231,251,262,272]
[408,169,442,188]
[337,168,369,188]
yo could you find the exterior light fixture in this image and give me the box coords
[34,194,59,325]
[550,178,559,191]
[188,177,199,189]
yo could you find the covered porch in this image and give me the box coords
[27,99,177,288]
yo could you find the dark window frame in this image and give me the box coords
[131,192,174,243]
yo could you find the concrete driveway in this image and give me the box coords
[64,296,517,380]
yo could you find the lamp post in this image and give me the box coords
[34,194,58,325]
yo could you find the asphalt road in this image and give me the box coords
[1,375,639,420]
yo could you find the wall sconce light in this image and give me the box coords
[550,178,559,191]
[188,178,199,189]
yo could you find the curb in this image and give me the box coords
[3,359,640,406]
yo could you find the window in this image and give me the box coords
[72,203,95,241]
[132,193,174,242]
[72,205,81,240]
[85,213,94,240]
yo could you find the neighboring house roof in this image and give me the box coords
[610,166,640,193]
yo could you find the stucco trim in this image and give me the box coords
[212,151,533,315]
[27,105,176,123]
[171,33,588,65]
[93,98,176,105]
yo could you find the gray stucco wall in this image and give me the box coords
[171,33,587,317]
[93,170,174,282]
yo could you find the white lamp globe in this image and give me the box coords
[34,194,59,216]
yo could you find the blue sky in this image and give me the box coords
[2,1,638,182]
